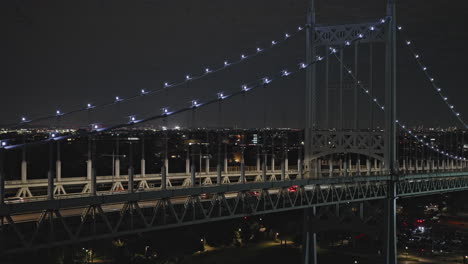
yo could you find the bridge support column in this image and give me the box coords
[0,149,5,205]
[56,160,62,182]
[357,156,361,175]
[349,158,353,176]
[91,164,96,195]
[240,155,246,184]
[165,158,169,175]
[402,159,406,173]
[21,160,27,183]
[281,158,285,181]
[56,142,61,182]
[271,154,275,172]
[329,157,333,177]
[87,159,92,180]
[161,166,167,190]
[285,156,289,172]
[47,142,55,200]
[115,158,120,178]
[224,156,228,174]
[128,144,134,193]
[298,159,303,180]
[256,154,261,172]
[186,154,190,175]
[339,159,343,176]
[302,207,317,264]
[366,159,371,176]
[343,159,348,177]
[374,159,378,174]
[205,157,210,174]
[191,164,196,187]
[263,153,268,181]
[141,159,146,177]
[217,163,222,185]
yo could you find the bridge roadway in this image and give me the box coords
[2,170,468,254]
[6,162,464,198]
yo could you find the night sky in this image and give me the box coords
[2,0,468,129]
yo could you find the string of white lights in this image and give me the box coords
[333,52,466,161]
[7,25,307,129]
[2,34,374,150]
[398,27,468,129]
[66,19,390,131]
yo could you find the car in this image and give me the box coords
[5,197,25,204]
[200,193,213,199]
[247,190,260,196]
[288,185,299,193]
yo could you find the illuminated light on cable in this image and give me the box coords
[217,92,225,99]
[381,106,384,110]
[51,133,56,138]
[406,40,411,45]
[21,117,26,122]
[161,107,169,115]
[115,96,121,102]
[186,75,191,80]
[395,120,399,123]
[456,113,460,116]
[380,18,386,23]
[430,78,434,82]
[271,40,277,45]
[300,62,307,69]
[422,67,427,71]
[164,82,169,87]
[87,103,93,109]
[141,89,148,95]
[242,84,249,92]
[443,97,448,101]
[450,105,454,109]
[285,33,290,38]
[398,26,402,30]
[357,33,364,38]
[437,88,441,92]
[129,116,136,122]
[373,98,377,102]
[298,26,303,31]
[402,125,406,128]
[330,48,337,54]
[414,54,419,59]
[94,124,98,129]
[263,77,271,84]
[348,70,352,74]
[365,89,369,93]
[370,26,375,31]
[256,47,262,52]
[345,41,351,46]
[56,110,61,115]
[1,141,6,147]
[224,61,229,66]
[241,54,246,59]
[316,56,324,61]
[282,70,290,76]
[205,68,211,73]
[192,100,198,108]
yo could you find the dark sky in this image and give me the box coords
[2,0,468,129]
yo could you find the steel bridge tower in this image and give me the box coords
[303,0,398,263]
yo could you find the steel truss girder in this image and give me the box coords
[314,21,386,46]
[3,173,468,254]
[310,131,384,160]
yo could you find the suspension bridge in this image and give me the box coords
[1,1,468,263]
